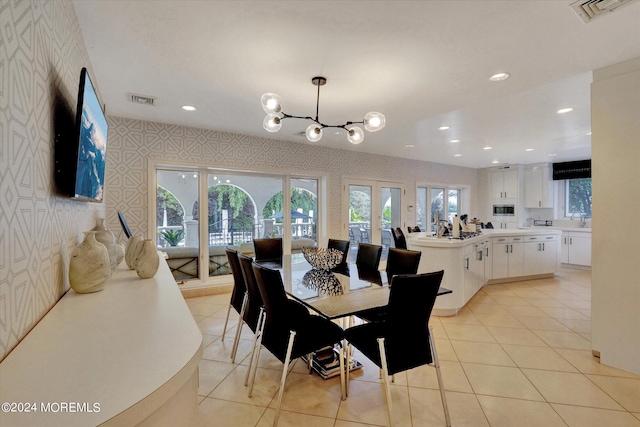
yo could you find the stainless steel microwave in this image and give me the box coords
[493,204,515,216]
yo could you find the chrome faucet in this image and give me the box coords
[579,213,587,228]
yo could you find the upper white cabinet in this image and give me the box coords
[491,169,519,200]
[524,164,553,208]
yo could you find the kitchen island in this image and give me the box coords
[408,228,562,316]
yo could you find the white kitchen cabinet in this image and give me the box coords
[523,235,557,275]
[491,169,519,200]
[561,231,591,266]
[463,243,475,304]
[524,165,553,208]
[491,220,519,230]
[492,236,524,278]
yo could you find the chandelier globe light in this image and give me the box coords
[261,76,385,144]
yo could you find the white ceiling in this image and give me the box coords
[72,0,640,169]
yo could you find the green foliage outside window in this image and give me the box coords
[156,186,184,226]
[263,189,317,222]
[566,178,592,217]
[349,191,371,222]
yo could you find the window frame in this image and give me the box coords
[416,183,469,233]
[148,159,327,287]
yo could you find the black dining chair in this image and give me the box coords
[391,227,407,249]
[328,238,350,265]
[248,262,346,426]
[355,243,382,271]
[385,248,422,279]
[233,253,264,366]
[345,271,450,427]
[253,237,283,264]
[353,248,422,323]
[407,226,421,233]
[222,248,248,358]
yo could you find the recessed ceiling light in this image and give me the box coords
[449,139,460,143]
[182,105,196,111]
[483,146,493,150]
[489,72,510,82]
[586,131,592,135]
[454,154,462,157]
[549,153,557,157]
[492,160,500,164]
[405,144,414,148]
[557,107,573,114]
[525,148,534,152]
[438,126,450,131]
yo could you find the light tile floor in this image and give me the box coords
[186,268,640,426]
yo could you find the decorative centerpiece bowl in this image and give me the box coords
[301,247,343,270]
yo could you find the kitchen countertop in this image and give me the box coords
[528,226,592,233]
[408,228,563,248]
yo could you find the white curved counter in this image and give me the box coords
[408,229,562,315]
[0,258,202,426]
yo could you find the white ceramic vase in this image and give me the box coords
[92,218,117,271]
[69,231,111,293]
[135,239,159,279]
[125,235,143,270]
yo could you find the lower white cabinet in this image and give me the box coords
[561,231,592,266]
[523,235,557,275]
[492,236,524,278]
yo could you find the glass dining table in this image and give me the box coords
[259,254,452,320]
[257,254,452,381]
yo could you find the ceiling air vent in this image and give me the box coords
[570,0,640,23]
[128,93,156,106]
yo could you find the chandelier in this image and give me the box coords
[261,76,385,145]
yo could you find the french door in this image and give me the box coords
[343,179,403,261]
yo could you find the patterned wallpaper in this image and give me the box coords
[105,116,480,245]
[0,0,104,361]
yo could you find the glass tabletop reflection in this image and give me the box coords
[259,254,450,320]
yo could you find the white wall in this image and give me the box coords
[591,57,640,375]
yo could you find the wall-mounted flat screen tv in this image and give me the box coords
[71,67,108,202]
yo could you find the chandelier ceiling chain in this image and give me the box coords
[261,76,385,145]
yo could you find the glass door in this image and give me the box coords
[345,180,403,262]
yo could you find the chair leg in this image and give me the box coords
[247,310,266,397]
[274,330,296,427]
[307,353,313,373]
[230,292,249,363]
[245,307,265,387]
[339,343,346,401]
[221,304,233,340]
[345,338,350,397]
[377,338,395,427]
[429,326,451,427]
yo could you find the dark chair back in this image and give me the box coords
[251,262,296,359]
[391,227,407,249]
[328,238,350,264]
[407,226,421,233]
[355,243,382,270]
[225,247,246,312]
[386,248,422,279]
[253,238,283,263]
[383,271,444,374]
[237,253,263,332]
